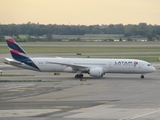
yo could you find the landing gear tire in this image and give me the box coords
[75,74,79,79]
[75,74,83,79]
[141,75,144,79]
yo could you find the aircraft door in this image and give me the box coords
[135,62,143,73]
[109,61,112,68]
[108,61,118,72]
[138,63,142,69]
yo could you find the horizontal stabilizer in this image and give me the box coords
[4,58,23,65]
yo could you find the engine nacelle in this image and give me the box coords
[89,67,104,77]
[0,70,3,73]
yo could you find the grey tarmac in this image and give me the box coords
[0,63,160,120]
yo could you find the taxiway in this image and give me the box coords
[0,63,160,120]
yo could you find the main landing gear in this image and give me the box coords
[75,74,83,79]
[141,75,144,79]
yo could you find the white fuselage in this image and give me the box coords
[12,57,156,75]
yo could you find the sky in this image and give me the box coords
[0,0,160,25]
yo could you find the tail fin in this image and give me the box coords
[5,36,29,62]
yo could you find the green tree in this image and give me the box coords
[46,34,53,41]
[0,35,5,42]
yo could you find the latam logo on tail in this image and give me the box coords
[4,36,156,79]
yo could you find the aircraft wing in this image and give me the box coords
[45,61,89,71]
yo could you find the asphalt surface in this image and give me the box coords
[0,63,160,120]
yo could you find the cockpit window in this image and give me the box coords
[147,64,152,66]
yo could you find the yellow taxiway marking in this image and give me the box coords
[128,106,142,109]
[38,86,52,88]
[119,108,160,120]
[19,88,35,90]
[42,106,72,109]
[96,100,110,104]
[8,88,35,92]
[8,90,25,92]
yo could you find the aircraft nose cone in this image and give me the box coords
[151,66,156,72]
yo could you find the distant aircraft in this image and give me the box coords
[0,70,3,73]
[4,36,156,79]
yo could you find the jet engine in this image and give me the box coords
[89,67,104,77]
[0,70,3,73]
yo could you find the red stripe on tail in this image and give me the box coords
[11,49,21,54]
[7,38,15,43]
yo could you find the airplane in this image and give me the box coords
[0,70,3,73]
[4,36,156,79]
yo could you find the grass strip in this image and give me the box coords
[0,80,41,82]
[0,74,34,77]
